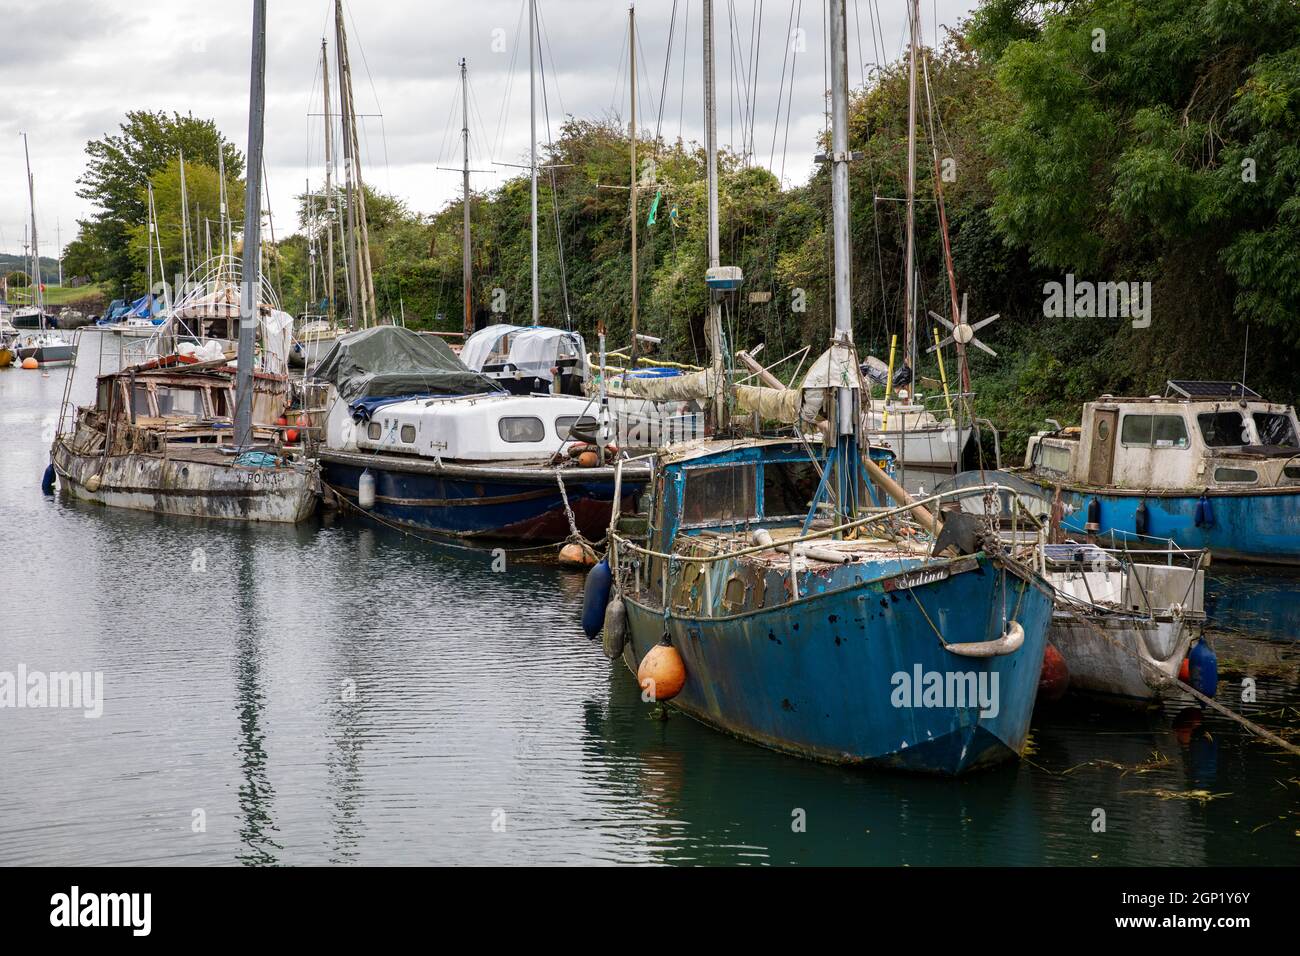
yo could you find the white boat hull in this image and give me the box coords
[1049,610,1197,703]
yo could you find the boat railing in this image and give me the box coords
[608,477,1045,572]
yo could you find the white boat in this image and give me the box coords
[1042,542,1205,705]
[15,329,76,367]
[290,316,344,370]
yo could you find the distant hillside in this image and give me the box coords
[0,253,61,281]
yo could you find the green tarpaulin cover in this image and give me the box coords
[313,326,497,401]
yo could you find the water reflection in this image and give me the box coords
[1,335,1296,866]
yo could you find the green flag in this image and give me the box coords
[647,188,662,226]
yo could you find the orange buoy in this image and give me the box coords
[637,637,686,702]
[21,357,39,369]
[557,541,596,569]
[285,427,300,443]
[577,450,600,468]
[1178,656,1190,682]
[276,415,288,427]
[1037,642,1070,702]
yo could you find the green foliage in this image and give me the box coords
[69,111,244,293]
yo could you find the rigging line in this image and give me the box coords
[851,0,865,87]
[343,0,393,190]
[768,0,797,173]
[747,0,764,162]
[678,0,690,142]
[536,10,572,330]
[491,0,527,163]
[610,18,630,119]
[654,0,679,145]
[635,22,660,145]
[778,0,804,186]
[536,1,569,120]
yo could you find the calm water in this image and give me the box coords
[1,334,1297,866]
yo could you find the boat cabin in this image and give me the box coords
[86,358,290,433]
[459,324,588,396]
[1024,381,1300,490]
[334,393,601,463]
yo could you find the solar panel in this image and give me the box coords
[1166,380,1260,400]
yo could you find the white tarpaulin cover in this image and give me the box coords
[461,324,588,383]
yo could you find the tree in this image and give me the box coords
[71,111,244,291]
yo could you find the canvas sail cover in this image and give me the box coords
[609,366,801,423]
[313,326,497,401]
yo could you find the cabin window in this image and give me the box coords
[1253,412,1297,448]
[1214,467,1258,484]
[1198,412,1247,447]
[555,415,596,441]
[762,461,820,517]
[366,422,382,441]
[498,416,544,443]
[400,424,417,443]
[211,388,230,418]
[131,384,152,417]
[1040,443,1073,474]
[1284,465,1300,481]
[681,465,757,525]
[96,380,112,411]
[1121,414,1188,448]
[155,386,203,418]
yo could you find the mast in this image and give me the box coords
[146,181,155,315]
[22,133,44,326]
[829,0,857,526]
[461,58,473,337]
[702,0,726,430]
[335,0,362,327]
[217,148,229,260]
[179,151,191,279]
[234,0,267,452]
[339,13,376,325]
[628,4,639,369]
[902,0,919,378]
[321,37,337,326]
[529,0,539,325]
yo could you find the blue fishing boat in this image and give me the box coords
[590,0,1054,776]
[1019,381,1300,564]
[601,439,1055,774]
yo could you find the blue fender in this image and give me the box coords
[1188,638,1218,698]
[582,559,612,638]
[41,463,56,495]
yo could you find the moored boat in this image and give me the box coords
[311,325,649,542]
[1019,380,1300,563]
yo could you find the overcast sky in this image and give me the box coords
[0,0,978,262]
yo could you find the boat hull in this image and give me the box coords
[52,442,320,524]
[620,554,1054,775]
[1049,610,1197,705]
[1042,484,1300,565]
[17,343,77,366]
[319,449,646,542]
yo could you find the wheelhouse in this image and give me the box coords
[1024,381,1300,490]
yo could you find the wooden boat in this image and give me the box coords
[1019,380,1300,563]
[51,355,318,523]
[51,4,317,526]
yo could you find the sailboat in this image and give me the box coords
[593,0,1055,775]
[291,35,348,370]
[311,0,651,544]
[50,0,319,524]
[13,134,76,368]
[860,0,977,482]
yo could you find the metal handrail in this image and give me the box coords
[610,481,1036,565]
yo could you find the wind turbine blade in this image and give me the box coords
[927,311,954,330]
